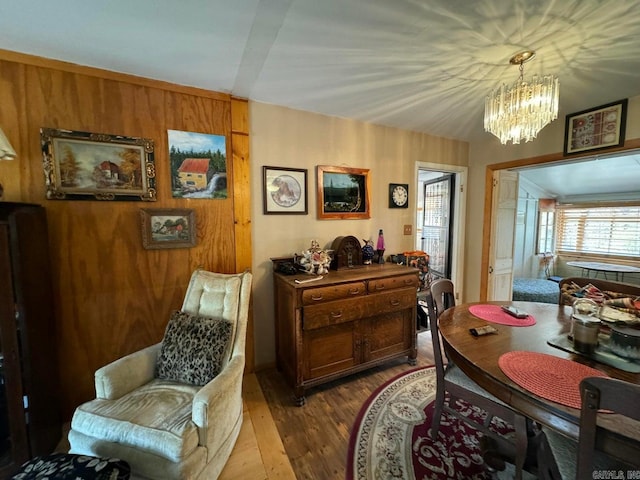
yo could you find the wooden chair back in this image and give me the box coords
[577,377,640,478]
[429,278,455,318]
[427,278,456,369]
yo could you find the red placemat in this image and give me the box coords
[469,304,536,326]
[499,351,609,409]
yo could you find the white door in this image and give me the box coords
[487,170,518,301]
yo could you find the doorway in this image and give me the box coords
[415,162,467,302]
[419,173,454,280]
[482,142,640,301]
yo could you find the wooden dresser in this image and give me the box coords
[272,261,419,405]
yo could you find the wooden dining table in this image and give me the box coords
[438,301,640,454]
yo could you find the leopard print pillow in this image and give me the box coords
[155,310,233,386]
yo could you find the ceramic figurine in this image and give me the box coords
[362,239,374,264]
[296,239,332,275]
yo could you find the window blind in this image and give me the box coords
[556,204,640,257]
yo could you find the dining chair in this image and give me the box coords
[427,278,529,479]
[543,376,640,479]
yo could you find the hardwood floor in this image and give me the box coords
[255,330,436,480]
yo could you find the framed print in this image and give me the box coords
[564,99,628,156]
[263,166,308,215]
[140,209,196,249]
[41,128,156,201]
[316,165,370,220]
[389,183,409,208]
[168,129,227,199]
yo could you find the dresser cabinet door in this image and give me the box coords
[303,322,359,380]
[363,309,414,362]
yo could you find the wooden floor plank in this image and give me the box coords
[242,373,297,479]
[219,407,268,480]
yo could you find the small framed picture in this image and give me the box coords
[140,209,196,249]
[40,128,156,201]
[564,99,628,156]
[263,166,308,215]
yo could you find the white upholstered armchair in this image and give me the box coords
[68,269,252,480]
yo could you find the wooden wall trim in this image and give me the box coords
[231,97,254,372]
[480,138,640,300]
[0,48,231,101]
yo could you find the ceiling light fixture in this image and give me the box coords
[484,50,559,145]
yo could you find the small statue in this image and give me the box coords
[362,239,374,265]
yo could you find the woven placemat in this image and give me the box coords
[469,304,536,326]
[499,351,608,409]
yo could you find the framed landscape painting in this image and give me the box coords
[40,128,156,201]
[316,165,370,220]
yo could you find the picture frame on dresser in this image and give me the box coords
[316,165,370,220]
[263,166,308,214]
[40,128,156,201]
[563,99,628,156]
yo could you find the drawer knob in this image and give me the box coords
[390,299,400,307]
[349,288,360,295]
[311,295,323,301]
[330,311,343,319]
[375,284,385,290]
[403,278,413,284]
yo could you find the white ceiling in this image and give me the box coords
[517,150,640,200]
[1,0,640,195]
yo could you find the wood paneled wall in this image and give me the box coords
[0,50,252,419]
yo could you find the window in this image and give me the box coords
[537,211,554,254]
[556,204,640,257]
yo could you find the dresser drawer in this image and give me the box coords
[367,273,419,293]
[367,287,416,316]
[303,296,367,330]
[302,281,366,305]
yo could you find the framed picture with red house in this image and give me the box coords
[167,129,227,199]
[40,127,156,201]
[140,208,196,249]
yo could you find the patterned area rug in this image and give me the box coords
[346,366,515,480]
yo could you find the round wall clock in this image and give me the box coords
[389,183,409,208]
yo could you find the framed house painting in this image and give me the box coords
[40,128,156,201]
[168,129,227,199]
[140,208,196,249]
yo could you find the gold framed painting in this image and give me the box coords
[40,128,156,201]
[316,165,370,220]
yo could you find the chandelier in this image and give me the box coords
[484,51,559,145]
